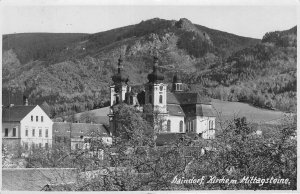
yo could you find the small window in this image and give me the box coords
[5,128,8,137]
[45,129,48,137]
[31,116,33,121]
[13,128,16,137]
[32,129,35,137]
[159,95,163,104]
[75,144,79,150]
[36,116,38,122]
[45,143,48,149]
[39,129,42,137]
[32,143,35,149]
[149,95,152,104]
[167,120,171,132]
[39,143,42,148]
[179,121,183,132]
[25,129,28,137]
[41,116,44,122]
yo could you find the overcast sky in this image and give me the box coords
[1,4,297,39]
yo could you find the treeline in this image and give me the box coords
[186,29,296,113]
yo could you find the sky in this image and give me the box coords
[1,4,297,39]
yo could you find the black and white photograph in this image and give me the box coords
[1,0,297,191]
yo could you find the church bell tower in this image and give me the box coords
[144,55,167,132]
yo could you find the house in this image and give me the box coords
[72,106,110,126]
[108,55,216,140]
[53,122,112,151]
[2,103,53,153]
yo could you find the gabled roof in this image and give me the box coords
[167,92,211,105]
[173,92,211,105]
[2,105,36,122]
[196,104,214,117]
[73,106,110,125]
[167,93,180,104]
[167,104,185,116]
[2,168,78,191]
[53,122,110,138]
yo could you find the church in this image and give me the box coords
[108,55,216,139]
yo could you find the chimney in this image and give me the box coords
[24,98,28,106]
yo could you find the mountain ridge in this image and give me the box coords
[2,18,296,117]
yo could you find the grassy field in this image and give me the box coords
[211,99,292,126]
[73,99,292,128]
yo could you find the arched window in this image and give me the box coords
[179,121,183,132]
[167,120,171,132]
[159,95,163,104]
[149,95,152,104]
[159,85,163,91]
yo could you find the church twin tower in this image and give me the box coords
[109,55,183,135]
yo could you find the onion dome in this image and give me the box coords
[112,56,129,84]
[147,56,164,83]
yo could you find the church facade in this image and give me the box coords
[108,55,216,139]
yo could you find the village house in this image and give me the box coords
[52,122,112,152]
[2,101,53,153]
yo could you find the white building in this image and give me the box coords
[2,105,53,152]
[108,55,216,140]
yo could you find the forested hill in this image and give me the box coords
[3,33,88,64]
[2,18,296,118]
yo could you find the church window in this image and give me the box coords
[179,121,183,132]
[159,95,163,104]
[160,85,163,91]
[167,120,171,132]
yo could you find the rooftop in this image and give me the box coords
[53,122,110,138]
[2,105,36,122]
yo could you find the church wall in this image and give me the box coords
[196,116,216,139]
[166,115,185,133]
